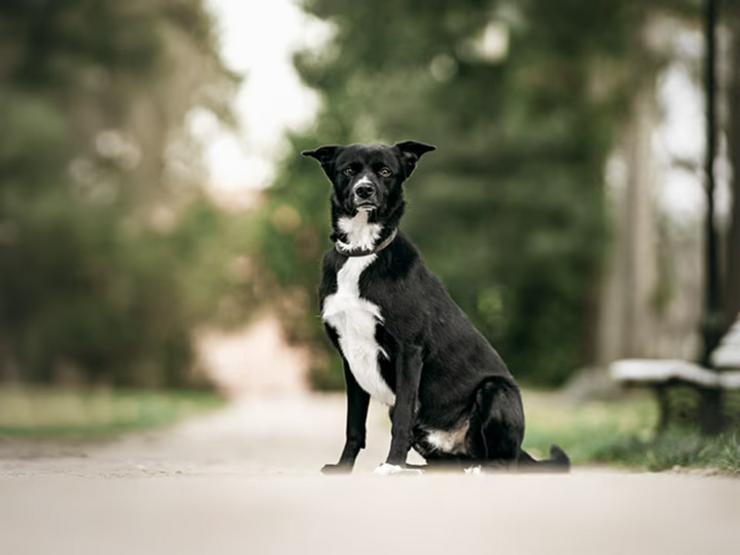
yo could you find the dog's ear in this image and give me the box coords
[302,145,342,166]
[394,141,436,176]
[302,145,343,181]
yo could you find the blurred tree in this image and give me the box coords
[256,0,701,388]
[0,0,253,386]
[727,3,740,322]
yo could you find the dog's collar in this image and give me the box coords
[335,228,398,257]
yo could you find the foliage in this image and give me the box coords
[521,390,740,473]
[0,1,254,386]
[257,0,660,388]
[590,431,740,473]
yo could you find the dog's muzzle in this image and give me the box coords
[352,177,379,210]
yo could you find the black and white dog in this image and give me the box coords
[303,141,569,475]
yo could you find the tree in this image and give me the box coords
[256,0,657,387]
[0,0,251,386]
[726,3,740,321]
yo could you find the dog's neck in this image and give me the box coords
[330,201,404,257]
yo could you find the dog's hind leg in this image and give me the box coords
[466,376,525,468]
[466,376,570,472]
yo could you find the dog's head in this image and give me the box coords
[302,141,435,222]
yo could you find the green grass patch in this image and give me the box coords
[591,431,740,473]
[521,389,740,474]
[0,385,224,439]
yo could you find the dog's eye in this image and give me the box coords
[379,167,392,178]
[343,168,356,177]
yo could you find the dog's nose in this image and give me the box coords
[354,184,374,199]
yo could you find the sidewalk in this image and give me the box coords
[1,395,738,554]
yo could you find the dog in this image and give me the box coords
[303,141,569,475]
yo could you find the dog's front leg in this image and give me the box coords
[322,358,370,474]
[375,344,423,475]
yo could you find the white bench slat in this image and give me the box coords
[711,317,740,369]
[609,359,740,390]
[719,371,740,389]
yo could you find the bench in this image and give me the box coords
[609,316,740,433]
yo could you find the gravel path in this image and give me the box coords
[1,395,738,554]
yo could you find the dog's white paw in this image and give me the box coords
[464,465,482,475]
[374,463,423,476]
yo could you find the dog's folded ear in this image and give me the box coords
[394,141,436,176]
[302,145,342,166]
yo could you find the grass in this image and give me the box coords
[0,385,224,439]
[1,385,737,473]
[521,389,740,474]
[591,431,740,473]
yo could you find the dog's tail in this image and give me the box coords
[517,444,570,472]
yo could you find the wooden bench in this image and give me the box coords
[609,316,740,433]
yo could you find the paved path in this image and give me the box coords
[1,395,738,554]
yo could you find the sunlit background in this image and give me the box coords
[1,0,739,471]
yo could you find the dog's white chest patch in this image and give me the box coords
[336,211,382,251]
[322,253,395,406]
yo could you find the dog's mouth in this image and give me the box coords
[354,201,378,211]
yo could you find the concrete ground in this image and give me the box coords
[1,395,739,554]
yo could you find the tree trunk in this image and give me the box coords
[726,10,740,322]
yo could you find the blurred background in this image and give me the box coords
[0,0,739,470]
